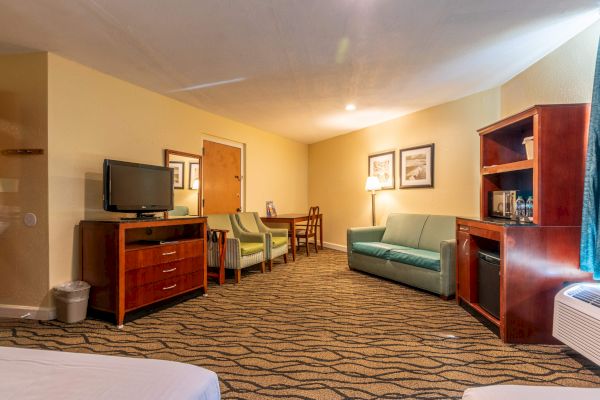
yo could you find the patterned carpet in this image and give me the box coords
[1,249,599,399]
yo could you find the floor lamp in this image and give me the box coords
[365,176,382,226]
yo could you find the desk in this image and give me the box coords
[261,213,323,261]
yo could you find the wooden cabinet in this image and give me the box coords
[80,217,207,326]
[479,104,589,225]
[456,104,593,343]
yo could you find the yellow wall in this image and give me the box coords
[0,53,50,308]
[501,22,600,116]
[309,22,600,248]
[309,89,500,247]
[46,54,308,298]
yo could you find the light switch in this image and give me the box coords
[23,213,37,227]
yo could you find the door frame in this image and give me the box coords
[200,134,246,214]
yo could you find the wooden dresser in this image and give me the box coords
[456,104,593,343]
[80,217,207,326]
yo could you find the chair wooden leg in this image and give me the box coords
[268,259,273,272]
[283,253,288,264]
[260,261,266,273]
[314,237,318,253]
[234,269,241,284]
[306,238,310,256]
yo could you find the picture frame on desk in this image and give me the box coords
[266,201,277,217]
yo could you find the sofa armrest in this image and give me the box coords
[347,226,386,255]
[439,239,457,296]
[268,228,288,237]
[237,231,266,244]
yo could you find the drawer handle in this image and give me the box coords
[162,251,177,256]
[459,226,469,232]
[162,284,177,291]
[162,267,177,273]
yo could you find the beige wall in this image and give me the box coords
[308,22,600,248]
[309,89,500,247]
[0,53,50,308]
[501,21,600,116]
[46,54,308,297]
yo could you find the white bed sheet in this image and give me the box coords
[0,346,221,400]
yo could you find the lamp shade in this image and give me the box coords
[365,176,382,191]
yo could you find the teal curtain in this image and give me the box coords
[580,38,600,280]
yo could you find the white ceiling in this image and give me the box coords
[0,0,598,144]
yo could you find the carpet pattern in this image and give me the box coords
[1,249,600,399]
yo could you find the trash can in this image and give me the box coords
[53,281,90,323]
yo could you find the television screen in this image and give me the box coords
[103,159,173,214]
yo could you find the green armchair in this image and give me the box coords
[236,212,288,269]
[206,214,267,283]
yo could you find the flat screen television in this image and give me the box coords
[103,159,173,218]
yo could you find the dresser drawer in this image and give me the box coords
[125,257,202,289]
[125,240,203,270]
[125,271,203,310]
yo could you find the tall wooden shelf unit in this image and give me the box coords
[456,104,592,344]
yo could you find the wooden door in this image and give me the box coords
[202,140,242,214]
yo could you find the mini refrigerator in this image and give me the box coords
[478,250,500,319]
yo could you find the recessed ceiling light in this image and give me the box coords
[345,104,356,111]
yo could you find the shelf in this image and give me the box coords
[125,237,201,251]
[481,159,534,175]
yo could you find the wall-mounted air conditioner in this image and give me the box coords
[553,283,600,366]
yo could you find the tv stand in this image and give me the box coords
[121,212,159,220]
[80,217,207,326]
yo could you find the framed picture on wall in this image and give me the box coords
[368,150,395,189]
[189,162,200,190]
[399,143,434,189]
[169,161,184,189]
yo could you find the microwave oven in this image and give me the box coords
[490,190,519,219]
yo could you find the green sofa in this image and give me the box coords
[347,213,456,298]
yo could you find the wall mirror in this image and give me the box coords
[164,149,201,217]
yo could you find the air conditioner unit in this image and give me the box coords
[553,283,600,366]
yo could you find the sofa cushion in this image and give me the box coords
[240,242,263,256]
[386,248,441,271]
[207,214,233,232]
[272,236,288,248]
[237,212,260,232]
[418,215,456,252]
[352,242,411,258]
[381,214,428,247]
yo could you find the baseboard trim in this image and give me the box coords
[0,304,56,320]
[323,242,347,252]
